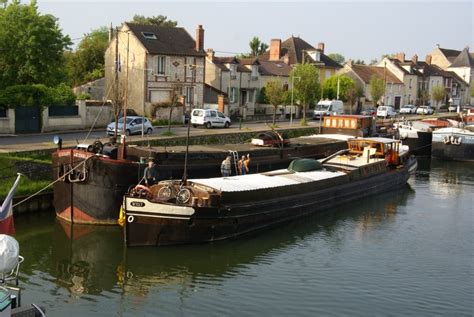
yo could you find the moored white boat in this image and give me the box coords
[432,126,474,161]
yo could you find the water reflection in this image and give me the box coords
[15,185,414,299]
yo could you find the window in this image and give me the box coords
[230,64,237,79]
[186,57,195,79]
[142,32,157,40]
[218,112,225,118]
[185,87,194,104]
[210,111,217,117]
[230,87,237,103]
[0,108,6,117]
[156,56,166,75]
[248,89,254,102]
[251,65,258,79]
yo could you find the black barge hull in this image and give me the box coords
[124,158,416,246]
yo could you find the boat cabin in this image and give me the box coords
[347,137,401,165]
[322,115,374,137]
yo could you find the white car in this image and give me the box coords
[107,116,153,136]
[400,105,416,114]
[191,109,231,128]
[377,106,397,118]
[416,106,434,115]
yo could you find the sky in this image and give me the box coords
[37,0,473,63]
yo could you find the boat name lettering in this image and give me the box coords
[74,152,92,159]
[131,201,145,207]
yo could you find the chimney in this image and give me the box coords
[317,42,325,53]
[196,25,204,52]
[108,23,113,42]
[425,54,432,65]
[207,48,215,60]
[283,53,290,65]
[347,59,353,67]
[396,52,405,62]
[269,39,281,61]
[411,54,418,64]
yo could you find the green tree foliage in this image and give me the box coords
[129,14,177,27]
[431,85,447,108]
[257,87,269,104]
[0,84,75,108]
[354,59,366,65]
[265,79,287,125]
[65,27,109,86]
[0,0,71,90]
[346,83,364,114]
[322,75,355,102]
[327,53,345,65]
[290,64,320,124]
[470,85,474,98]
[249,37,268,57]
[369,76,385,107]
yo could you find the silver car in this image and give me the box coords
[107,116,153,136]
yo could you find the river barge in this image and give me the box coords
[394,121,434,156]
[123,137,417,247]
[431,126,474,161]
[52,134,347,225]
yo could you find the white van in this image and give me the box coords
[377,106,397,118]
[313,100,344,119]
[190,109,231,128]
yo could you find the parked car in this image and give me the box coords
[360,108,376,116]
[448,105,457,112]
[107,116,153,136]
[416,106,434,115]
[399,104,417,114]
[313,100,344,119]
[377,106,397,118]
[191,109,231,128]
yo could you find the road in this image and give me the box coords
[0,120,322,152]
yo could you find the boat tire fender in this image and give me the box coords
[127,215,134,223]
[443,136,450,144]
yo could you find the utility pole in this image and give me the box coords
[336,76,340,100]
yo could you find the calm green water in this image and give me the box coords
[14,158,473,316]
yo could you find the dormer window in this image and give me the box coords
[230,64,237,79]
[142,32,157,40]
[251,65,258,79]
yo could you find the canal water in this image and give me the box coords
[13,158,473,316]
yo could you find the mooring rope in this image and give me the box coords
[12,155,95,208]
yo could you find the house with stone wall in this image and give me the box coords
[104,23,206,120]
[339,60,404,109]
[205,50,292,118]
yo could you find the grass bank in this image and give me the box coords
[0,153,52,198]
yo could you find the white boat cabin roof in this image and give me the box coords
[353,137,399,144]
[189,169,346,193]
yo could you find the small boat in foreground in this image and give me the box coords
[123,137,417,247]
[431,126,474,161]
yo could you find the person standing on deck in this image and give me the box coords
[238,154,250,175]
[144,159,159,186]
[221,155,232,177]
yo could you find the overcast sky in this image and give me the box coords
[38,0,473,63]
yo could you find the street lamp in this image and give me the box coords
[290,75,301,126]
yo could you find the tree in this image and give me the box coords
[354,59,366,65]
[346,83,364,114]
[0,0,71,90]
[369,76,385,107]
[431,85,447,109]
[369,58,378,65]
[289,64,320,124]
[129,14,177,27]
[248,36,268,57]
[327,53,345,65]
[65,27,109,86]
[322,75,355,102]
[265,79,287,125]
[470,84,474,98]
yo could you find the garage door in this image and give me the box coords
[150,90,171,103]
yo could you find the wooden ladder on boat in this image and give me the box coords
[229,150,239,175]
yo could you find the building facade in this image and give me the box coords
[104,23,206,117]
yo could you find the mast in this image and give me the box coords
[120,31,130,160]
[114,26,119,140]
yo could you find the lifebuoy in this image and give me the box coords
[133,184,152,198]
